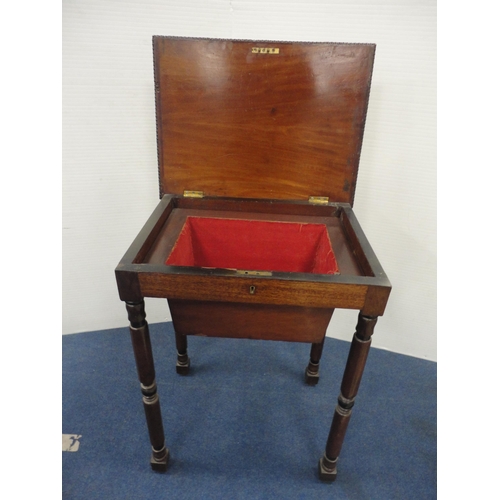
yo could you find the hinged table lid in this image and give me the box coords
[153,36,375,205]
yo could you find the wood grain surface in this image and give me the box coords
[153,37,375,205]
[168,299,334,343]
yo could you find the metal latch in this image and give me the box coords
[308,196,329,205]
[236,270,273,277]
[183,190,204,198]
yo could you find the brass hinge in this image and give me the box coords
[183,190,204,198]
[308,196,329,205]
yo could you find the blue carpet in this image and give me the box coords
[62,322,436,499]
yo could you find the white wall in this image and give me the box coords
[62,0,436,361]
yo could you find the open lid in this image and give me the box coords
[153,36,375,205]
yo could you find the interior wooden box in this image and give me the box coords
[121,195,383,343]
[142,203,361,276]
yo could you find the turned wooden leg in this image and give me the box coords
[174,328,190,375]
[126,301,170,472]
[319,313,378,481]
[305,337,326,385]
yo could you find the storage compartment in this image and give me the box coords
[165,216,339,274]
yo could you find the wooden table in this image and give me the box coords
[115,37,391,481]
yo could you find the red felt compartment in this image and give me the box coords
[165,217,339,274]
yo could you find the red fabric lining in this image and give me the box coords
[166,217,339,274]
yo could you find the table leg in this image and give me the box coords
[305,337,326,385]
[318,313,378,481]
[126,301,169,472]
[174,329,190,375]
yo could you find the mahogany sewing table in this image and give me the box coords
[115,36,391,481]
